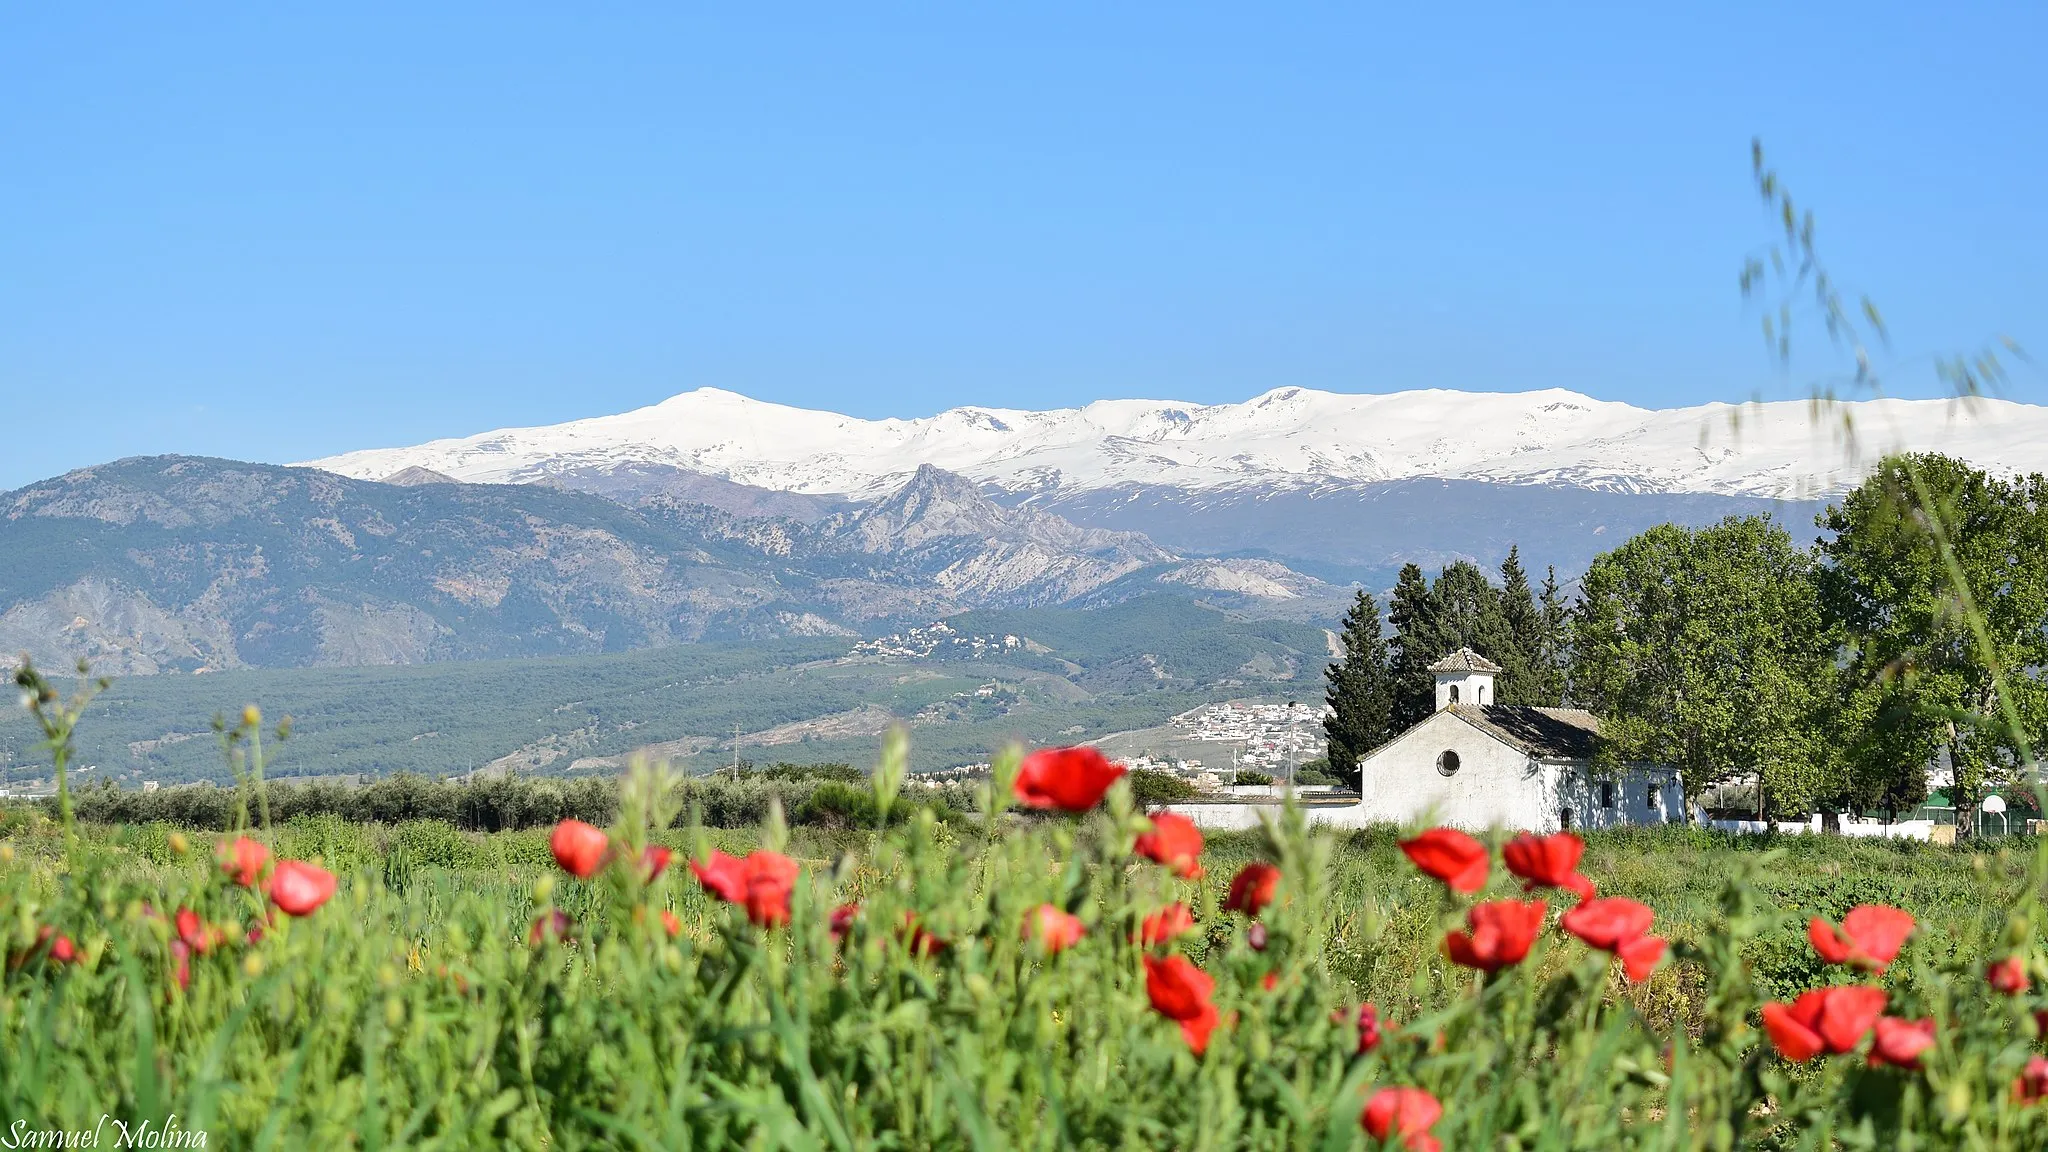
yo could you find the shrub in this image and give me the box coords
[1126,768,1197,806]
[1233,770,1273,786]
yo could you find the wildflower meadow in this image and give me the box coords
[6,662,2048,1148]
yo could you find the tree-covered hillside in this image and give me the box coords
[1,595,1327,786]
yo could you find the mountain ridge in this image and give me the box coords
[0,455,1330,674]
[305,385,2048,502]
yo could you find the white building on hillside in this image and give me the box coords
[1349,649,1684,832]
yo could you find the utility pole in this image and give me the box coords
[731,723,742,778]
[1286,700,1298,792]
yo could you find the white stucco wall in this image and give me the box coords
[1553,764,1685,831]
[1434,671,1496,710]
[1340,710,1686,833]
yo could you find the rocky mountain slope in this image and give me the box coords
[0,457,1330,674]
[308,385,2048,501]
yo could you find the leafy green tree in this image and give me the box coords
[1323,589,1394,782]
[1816,453,2048,833]
[1386,564,1440,730]
[1569,516,1833,816]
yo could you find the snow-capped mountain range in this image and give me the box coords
[306,386,2048,501]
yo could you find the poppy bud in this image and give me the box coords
[242,705,261,728]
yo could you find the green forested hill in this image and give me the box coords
[1,596,1326,786]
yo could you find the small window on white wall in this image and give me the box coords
[1479,684,1487,704]
[1436,750,1461,777]
[1600,781,1614,809]
[1449,685,1460,704]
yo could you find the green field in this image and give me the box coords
[5,781,2045,1148]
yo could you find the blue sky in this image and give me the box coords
[3,3,2042,489]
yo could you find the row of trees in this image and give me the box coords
[1325,453,2048,827]
[1323,546,1570,774]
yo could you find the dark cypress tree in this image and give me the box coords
[1323,589,1394,785]
[1537,564,1571,705]
[1430,561,1499,651]
[1495,546,1545,704]
[1386,563,1440,730]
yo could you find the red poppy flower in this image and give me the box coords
[217,836,270,888]
[1013,746,1126,811]
[829,902,860,941]
[1027,904,1085,954]
[1867,1016,1935,1070]
[2017,1056,2048,1105]
[173,907,225,955]
[1144,953,1218,1053]
[175,907,205,952]
[1989,955,2028,995]
[170,940,191,990]
[1617,934,1667,982]
[1443,899,1546,972]
[690,850,749,904]
[1502,831,1593,897]
[1133,813,1205,879]
[1561,896,1654,951]
[901,913,948,957]
[550,820,610,880]
[1400,828,1489,894]
[1807,905,1914,972]
[1361,1086,1443,1152]
[41,928,76,966]
[660,909,682,937]
[1760,986,1888,1061]
[528,909,572,945]
[269,860,338,917]
[1178,1001,1222,1055]
[1353,1002,1385,1054]
[738,851,800,928]
[640,845,673,882]
[1260,971,1280,992]
[1140,903,1195,946]
[1223,862,1281,917]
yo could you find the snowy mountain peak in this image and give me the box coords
[305,386,2048,501]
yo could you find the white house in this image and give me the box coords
[1347,648,1684,833]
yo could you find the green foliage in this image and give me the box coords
[1569,516,1835,815]
[0,596,1325,787]
[1292,758,1342,787]
[1125,768,1197,806]
[8,766,2048,1145]
[1233,769,1273,786]
[1387,563,1440,729]
[1383,551,1562,732]
[1818,453,2048,824]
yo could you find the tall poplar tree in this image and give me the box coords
[1323,589,1394,784]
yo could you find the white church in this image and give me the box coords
[1344,648,1686,832]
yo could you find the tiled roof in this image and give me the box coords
[1449,704,1602,760]
[1427,647,1504,674]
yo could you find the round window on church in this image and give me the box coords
[1436,750,1461,777]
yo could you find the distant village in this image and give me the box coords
[848,621,1025,661]
[915,699,1335,796]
